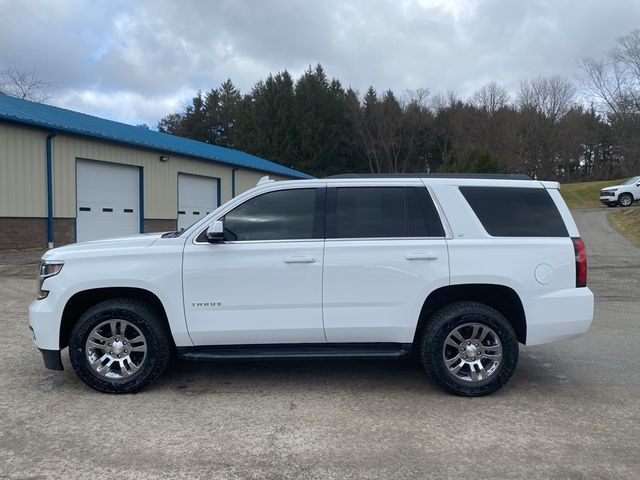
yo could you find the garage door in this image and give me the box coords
[76,160,140,242]
[178,174,219,230]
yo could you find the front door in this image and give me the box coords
[633,177,640,200]
[183,187,326,345]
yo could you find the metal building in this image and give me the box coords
[0,94,309,249]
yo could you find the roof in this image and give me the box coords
[0,94,311,179]
[327,173,533,180]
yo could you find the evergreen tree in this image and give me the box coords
[155,63,621,180]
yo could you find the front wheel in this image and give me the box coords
[618,193,633,207]
[420,302,519,396]
[69,298,171,393]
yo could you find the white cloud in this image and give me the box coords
[54,88,194,126]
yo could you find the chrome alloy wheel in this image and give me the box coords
[85,319,147,379]
[442,322,502,383]
[620,194,633,207]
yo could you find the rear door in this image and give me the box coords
[322,183,450,344]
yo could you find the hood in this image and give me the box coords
[42,232,168,260]
[601,185,624,191]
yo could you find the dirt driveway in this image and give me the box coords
[0,209,638,479]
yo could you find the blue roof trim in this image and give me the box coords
[0,94,311,179]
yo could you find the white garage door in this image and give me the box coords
[76,160,140,242]
[178,174,219,230]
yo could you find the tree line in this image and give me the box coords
[157,30,640,181]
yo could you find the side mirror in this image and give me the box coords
[205,220,225,243]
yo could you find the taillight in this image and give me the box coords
[572,237,587,287]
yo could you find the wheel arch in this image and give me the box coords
[413,284,527,345]
[60,287,171,349]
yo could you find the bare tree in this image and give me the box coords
[580,30,640,115]
[0,63,52,102]
[348,87,434,173]
[517,76,576,124]
[471,81,509,117]
[579,29,640,174]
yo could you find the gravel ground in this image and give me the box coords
[0,208,638,479]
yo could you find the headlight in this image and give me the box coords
[37,260,64,299]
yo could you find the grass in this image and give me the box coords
[608,207,640,246]
[560,178,625,209]
[559,177,639,246]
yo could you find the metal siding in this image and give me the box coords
[1,122,299,220]
[52,134,234,219]
[0,123,47,217]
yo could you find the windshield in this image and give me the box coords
[622,176,640,185]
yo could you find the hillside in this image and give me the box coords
[560,179,624,209]
[609,207,640,246]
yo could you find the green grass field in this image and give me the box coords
[560,178,624,209]
[558,178,639,247]
[608,207,640,246]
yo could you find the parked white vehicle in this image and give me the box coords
[600,176,640,207]
[29,174,594,396]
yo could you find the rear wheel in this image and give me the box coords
[69,298,171,393]
[420,302,519,396]
[619,193,633,207]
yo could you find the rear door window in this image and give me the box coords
[459,186,568,237]
[326,186,445,238]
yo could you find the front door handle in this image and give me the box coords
[405,253,438,261]
[283,256,317,264]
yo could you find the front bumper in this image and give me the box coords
[29,297,66,371]
[29,293,63,351]
[600,197,617,204]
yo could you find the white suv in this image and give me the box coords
[29,174,594,396]
[600,176,640,207]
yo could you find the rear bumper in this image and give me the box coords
[525,287,594,346]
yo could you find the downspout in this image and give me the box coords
[46,132,57,249]
[231,167,238,197]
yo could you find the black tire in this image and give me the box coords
[618,193,633,207]
[69,298,171,394]
[420,302,519,396]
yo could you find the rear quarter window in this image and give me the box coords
[459,186,568,237]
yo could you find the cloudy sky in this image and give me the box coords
[1,0,639,126]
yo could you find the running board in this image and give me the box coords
[178,343,412,361]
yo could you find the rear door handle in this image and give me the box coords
[283,256,317,264]
[405,253,438,261]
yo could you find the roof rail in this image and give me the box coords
[257,175,275,186]
[325,173,533,180]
